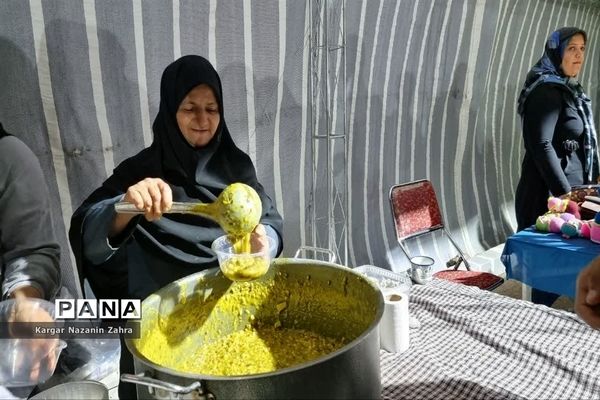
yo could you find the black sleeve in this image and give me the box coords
[0,137,61,299]
[522,84,571,196]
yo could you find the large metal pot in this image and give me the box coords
[122,258,384,399]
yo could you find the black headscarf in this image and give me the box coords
[517,27,599,183]
[70,55,283,298]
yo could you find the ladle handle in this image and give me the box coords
[114,201,211,218]
[121,372,213,398]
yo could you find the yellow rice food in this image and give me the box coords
[191,182,262,239]
[136,270,376,376]
[217,231,270,281]
[186,326,345,375]
[219,255,269,282]
[190,182,268,281]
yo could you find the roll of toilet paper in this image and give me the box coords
[380,292,410,353]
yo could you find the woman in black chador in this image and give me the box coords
[70,55,283,301]
[70,55,284,399]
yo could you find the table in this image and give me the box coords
[9,280,597,399]
[380,279,600,399]
[500,227,600,298]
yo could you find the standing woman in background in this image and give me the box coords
[515,27,599,306]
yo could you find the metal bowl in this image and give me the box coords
[30,380,109,400]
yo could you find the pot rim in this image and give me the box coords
[125,258,384,381]
[29,380,109,399]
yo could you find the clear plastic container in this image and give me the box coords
[56,338,121,382]
[212,235,276,281]
[353,265,412,295]
[0,298,67,387]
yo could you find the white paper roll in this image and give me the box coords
[380,292,410,353]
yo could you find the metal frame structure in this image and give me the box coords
[308,0,348,264]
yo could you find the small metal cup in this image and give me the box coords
[410,256,435,284]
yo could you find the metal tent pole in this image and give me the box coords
[308,0,347,264]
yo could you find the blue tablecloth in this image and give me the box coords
[501,228,600,298]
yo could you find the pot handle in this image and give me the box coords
[293,246,337,263]
[121,372,214,399]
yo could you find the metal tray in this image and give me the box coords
[353,265,411,294]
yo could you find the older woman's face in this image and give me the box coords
[176,84,220,148]
[561,33,585,78]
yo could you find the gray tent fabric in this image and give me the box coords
[0,0,599,298]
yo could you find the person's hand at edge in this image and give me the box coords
[8,286,58,382]
[575,257,600,329]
